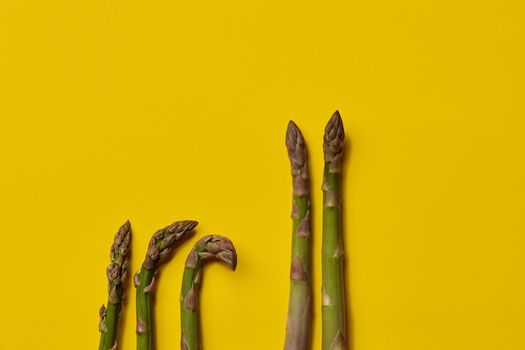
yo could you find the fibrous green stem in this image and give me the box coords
[284,121,312,350]
[136,268,155,350]
[135,220,198,350]
[99,303,120,350]
[99,221,132,350]
[322,111,347,350]
[180,265,200,350]
[180,235,237,350]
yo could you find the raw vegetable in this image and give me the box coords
[322,111,347,350]
[180,235,237,350]
[284,121,312,350]
[135,220,198,350]
[99,221,132,350]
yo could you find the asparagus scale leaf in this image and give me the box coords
[180,235,237,350]
[135,220,198,350]
[99,221,132,350]
[322,111,347,350]
[284,121,312,350]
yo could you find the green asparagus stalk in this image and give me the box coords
[322,111,347,350]
[99,220,132,350]
[135,220,198,350]
[180,235,237,350]
[284,121,312,350]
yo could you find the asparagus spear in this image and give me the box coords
[322,111,347,350]
[284,121,312,350]
[135,220,198,350]
[99,220,132,350]
[180,235,237,350]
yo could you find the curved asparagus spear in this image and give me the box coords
[135,220,198,350]
[322,111,347,350]
[284,121,312,350]
[99,220,132,350]
[180,235,237,350]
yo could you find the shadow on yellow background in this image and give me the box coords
[0,0,524,349]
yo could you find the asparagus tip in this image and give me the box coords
[286,120,309,195]
[118,220,132,238]
[107,220,132,285]
[193,234,238,270]
[323,110,345,162]
[286,120,308,175]
[166,220,199,234]
[143,220,198,270]
[286,120,306,164]
[286,120,299,137]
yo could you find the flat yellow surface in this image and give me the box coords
[1,0,524,349]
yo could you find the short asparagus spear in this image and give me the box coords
[284,121,312,350]
[99,220,132,350]
[135,220,198,350]
[322,111,347,350]
[180,235,237,350]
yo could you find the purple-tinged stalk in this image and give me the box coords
[322,111,347,350]
[135,220,198,350]
[284,121,312,350]
[180,235,237,350]
[99,221,132,350]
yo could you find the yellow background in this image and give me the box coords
[1,0,524,349]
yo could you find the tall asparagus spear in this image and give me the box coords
[322,111,347,350]
[180,235,237,350]
[99,220,132,350]
[135,220,198,350]
[284,121,312,350]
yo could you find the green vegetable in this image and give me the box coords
[99,221,132,350]
[135,220,198,350]
[180,235,237,350]
[284,121,312,350]
[322,111,347,350]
